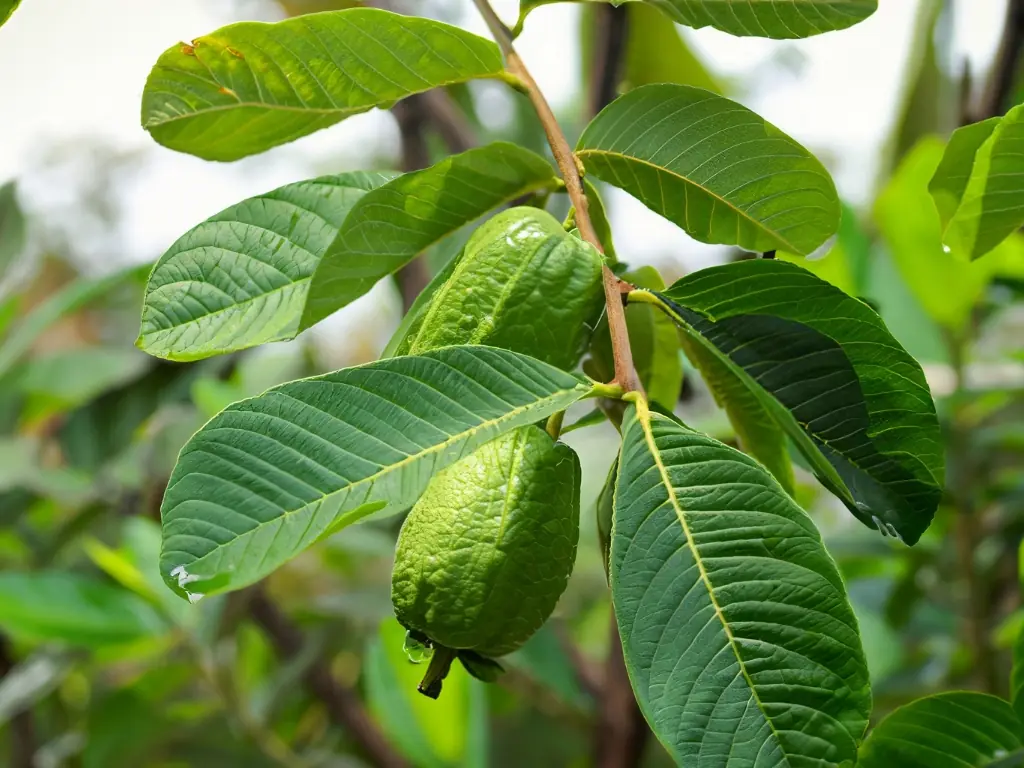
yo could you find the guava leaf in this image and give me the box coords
[137,172,394,361]
[577,84,840,256]
[518,1,875,40]
[858,692,1023,767]
[649,259,943,545]
[0,0,21,28]
[142,8,504,160]
[159,346,590,599]
[302,143,559,328]
[611,400,870,765]
[931,105,1024,260]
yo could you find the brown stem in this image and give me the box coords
[392,94,435,310]
[249,590,408,768]
[589,5,630,117]
[976,0,1024,121]
[594,617,647,768]
[472,0,642,393]
[0,635,36,768]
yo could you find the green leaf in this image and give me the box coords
[876,137,1024,331]
[506,625,591,710]
[0,0,21,28]
[611,399,870,765]
[929,117,1001,230]
[583,178,618,263]
[932,105,1024,260]
[648,258,943,545]
[302,143,559,328]
[137,171,393,361]
[858,692,1024,767]
[365,618,488,768]
[678,329,794,494]
[0,572,165,648]
[159,346,590,599]
[577,84,840,255]
[0,264,149,381]
[588,266,681,409]
[623,5,721,93]
[0,182,26,282]
[383,248,464,359]
[18,348,151,419]
[1013,616,1024,726]
[141,8,504,161]
[519,0,876,39]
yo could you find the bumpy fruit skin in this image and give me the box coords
[399,206,605,370]
[391,426,581,658]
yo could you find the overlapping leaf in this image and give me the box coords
[518,0,876,39]
[611,400,870,765]
[643,258,942,545]
[930,105,1024,260]
[577,84,840,255]
[159,346,590,599]
[141,8,504,160]
[137,172,394,361]
[302,143,559,327]
[858,692,1023,767]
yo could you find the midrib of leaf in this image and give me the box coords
[626,397,785,757]
[168,373,588,576]
[578,149,802,253]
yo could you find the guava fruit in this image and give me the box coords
[391,425,581,697]
[394,206,605,369]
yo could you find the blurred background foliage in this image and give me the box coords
[1,0,1024,766]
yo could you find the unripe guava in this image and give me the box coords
[396,206,605,370]
[391,425,580,659]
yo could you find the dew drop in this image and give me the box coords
[403,631,432,664]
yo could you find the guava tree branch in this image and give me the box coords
[471,0,642,393]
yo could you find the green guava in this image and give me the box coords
[391,425,581,695]
[395,206,605,369]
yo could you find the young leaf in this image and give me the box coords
[302,143,560,328]
[577,84,840,256]
[159,346,590,599]
[646,259,943,545]
[931,105,1024,260]
[0,572,165,648]
[137,172,394,361]
[611,399,870,765]
[520,1,876,39]
[0,0,21,28]
[858,692,1023,767]
[142,9,504,160]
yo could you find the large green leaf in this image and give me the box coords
[931,105,1024,260]
[137,172,393,361]
[611,399,870,765]
[0,0,21,28]
[519,0,876,39]
[0,572,165,648]
[642,258,943,545]
[160,346,590,599]
[302,143,559,327]
[858,692,1024,767]
[142,9,504,160]
[877,138,1024,331]
[577,84,840,255]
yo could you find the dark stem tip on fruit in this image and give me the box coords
[417,644,457,700]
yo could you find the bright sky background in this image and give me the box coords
[0,0,1011,353]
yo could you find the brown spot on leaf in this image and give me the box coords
[180,44,195,56]
[226,47,245,59]
[219,87,238,98]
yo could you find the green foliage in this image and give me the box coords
[141,9,504,160]
[137,172,395,360]
[931,104,1024,260]
[159,346,590,599]
[858,692,1024,767]
[652,259,943,544]
[302,143,560,328]
[0,0,20,28]
[392,426,580,658]
[611,399,870,764]
[578,84,840,255]
[0,182,25,281]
